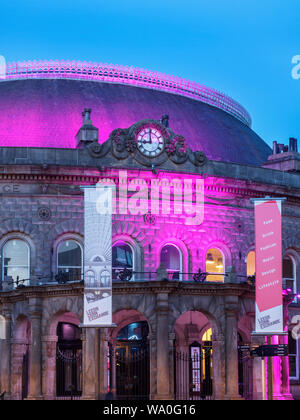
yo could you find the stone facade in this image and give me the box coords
[0,118,300,400]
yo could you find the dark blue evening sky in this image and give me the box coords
[0,0,299,147]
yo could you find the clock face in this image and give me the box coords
[137,127,164,157]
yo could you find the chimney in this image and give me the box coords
[161,114,169,128]
[289,137,298,152]
[76,108,99,148]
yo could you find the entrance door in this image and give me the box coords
[114,321,149,400]
[174,341,213,400]
[56,322,82,399]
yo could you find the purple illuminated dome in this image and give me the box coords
[0,60,271,165]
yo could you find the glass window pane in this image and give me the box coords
[160,245,180,271]
[4,266,29,282]
[58,267,82,282]
[289,356,297,378]
[112,242,133,269]
[3,240,28,266]
[247,251,255,276]
[58,240,82,267]
[283,257,293,279]
[206,248,223,282]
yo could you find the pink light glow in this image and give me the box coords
[3,60,251,127]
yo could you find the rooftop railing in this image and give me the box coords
[3,60,252,127]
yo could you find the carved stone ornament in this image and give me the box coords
[86,117,207,169]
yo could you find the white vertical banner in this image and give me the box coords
[82,185,114,327]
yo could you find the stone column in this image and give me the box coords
[27,298,43,400]
[110,339,117,399]
[97,328,109,399]
[211,332,225,400]
[0,304,12,399]
[154,292,172,399]
[149,332,157,400]
[251,335,265,400]
[10,340,28,399]
[42,335,58,400]
[81,327,97,399]
[168,332,176,400]
[224,295,241,400]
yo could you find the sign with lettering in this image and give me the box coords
[250,344,288,358]
[82,185,114,327]
[252,198,285,334]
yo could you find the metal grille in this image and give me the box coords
[238,348,253,400]
[115,342,149,400]
[56,346,82,400]
[174,347,213,400]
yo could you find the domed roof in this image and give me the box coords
[0,61,272,166]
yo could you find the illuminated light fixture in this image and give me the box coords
[206,253,214,264]
[216,258,223,269]
[128,334,139,340]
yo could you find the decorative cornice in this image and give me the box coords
[0,280,255,304]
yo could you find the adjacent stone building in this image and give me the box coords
[0,60,299,400]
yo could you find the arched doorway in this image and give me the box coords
[173,311,214,400]
[114,321,149,400]
[56,322,82,399]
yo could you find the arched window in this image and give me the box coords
[206,248,224,282]
[112,241,134,281]
[57,240,82,282]
[202,328,212,342]
[283,255,296,294]
[0,315,5,339]
[160,244,182,280]
[246,251,255,277]
[2,239,30,287]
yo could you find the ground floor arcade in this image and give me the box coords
[0,281,295,400]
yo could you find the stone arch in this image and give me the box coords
[112,231,144,280]
[0,218,40,239]
[0,221,42,281]
[12,314,31,341]
[200,227,237,271]
[112,221,146,245]
[110,308,152,341]
[150,225,194,275]
[43,297,83,335]
[238,315,253,343]
[47,310,81,337]
[51,232,84,281]
[48,219,84,242]
[282,234,300,255]
[173,310,214,347]
[112,294,156,334]
[282,247,300,296]
[169,294,224,337]
[43,309,81,400]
